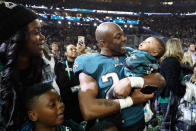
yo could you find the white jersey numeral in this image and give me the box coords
[101,72,119,99]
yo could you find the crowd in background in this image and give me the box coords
[7,0,196,13]
[5,0,196,50]
[141,15,196,44]
[37,15,196,57]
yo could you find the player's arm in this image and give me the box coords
[143,72,165,87]
[78,72,154,120]
[113,72,165,98]
[78,72,120,120]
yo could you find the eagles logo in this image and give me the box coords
[113,57,119,61]
[73,62,78,70]
[131,55,137,60]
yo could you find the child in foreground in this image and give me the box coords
[21,83,71,131]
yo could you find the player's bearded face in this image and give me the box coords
[111,35,126,55]
[114,41,126,55]
[103,24,127,55]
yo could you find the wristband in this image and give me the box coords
[119,96,133,109]
[128,77,144,88]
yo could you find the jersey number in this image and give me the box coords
[101,72,119,99]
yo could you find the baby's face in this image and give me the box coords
[138,37,161,56]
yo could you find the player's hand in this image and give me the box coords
[130,89,154,104]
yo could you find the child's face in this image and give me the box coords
[32,89,65,126]
[138,37,161,57]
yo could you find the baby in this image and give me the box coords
[111,36,165,99]
[114,36,165,122]
[124,36,165,77]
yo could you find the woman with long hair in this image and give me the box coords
[159,38,186,130]
[0,2,58,130]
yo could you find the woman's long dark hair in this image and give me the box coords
[1,26,43,89]
[0,25,43,129]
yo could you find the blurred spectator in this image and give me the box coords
[186,43,196,65]
[159,38,186,130]
[51,42,61,62]
[182,52,193,67]
[175,63,196,130]
[55,44,84,123]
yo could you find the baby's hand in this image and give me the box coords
[113,77,132,98]
[106,85,128,99]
